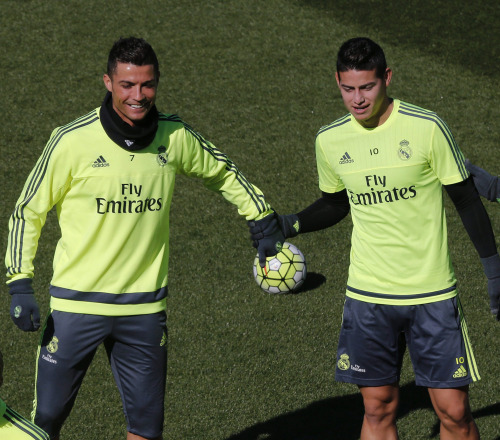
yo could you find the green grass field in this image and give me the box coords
[1,1,499,438]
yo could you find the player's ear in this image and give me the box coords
[335,71,341,88]
[103,73,113,93]
[384,68,393,87]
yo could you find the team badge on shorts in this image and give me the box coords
[397,140,412,161]
[157,146,168,166]
[337,353,350,371]
[47,336,59,354]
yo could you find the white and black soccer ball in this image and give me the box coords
[253,242,307,294]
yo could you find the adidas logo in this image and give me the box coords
[339,152,354,164]
[92,155,110,168]
[453,365,467,378]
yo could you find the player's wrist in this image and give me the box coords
[485,177,500,202]
[8,278,34,295]
[278,214,300,238]
[252,209,275,222]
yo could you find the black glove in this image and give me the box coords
[480,254,500,320]
[248,213,285,267]
[465,160,500,202]
[9,278,41,331]
[277,214,300,239]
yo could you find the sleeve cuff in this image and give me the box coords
[8,278,33,294]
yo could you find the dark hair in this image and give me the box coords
[336,37,387,79]
[107,37,160,78]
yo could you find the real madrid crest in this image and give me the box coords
[157,146,168,167]
[337,353,350,371]
[398,139,412,161]
[47,336,59,354]
[160,331,167,347]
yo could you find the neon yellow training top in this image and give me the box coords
[315,99,468,305]
[6,110,272,315]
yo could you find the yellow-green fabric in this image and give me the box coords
[0,398,49,439]
[6,110,272,315]
[316,99,468,304]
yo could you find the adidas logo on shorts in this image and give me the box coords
[453,365,467,378]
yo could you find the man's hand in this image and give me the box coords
[248,213,285,268]
[277,214,300,239]
[9,279,41,331]
[465,160,500,202]
[480,254,500,320]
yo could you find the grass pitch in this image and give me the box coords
[1,1,499,438]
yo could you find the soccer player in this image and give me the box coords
[250,37,500,439]
[5,37,283,440]
[0,350,50,439]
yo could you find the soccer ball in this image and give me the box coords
[253,242,307,294]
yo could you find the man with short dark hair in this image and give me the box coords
[6,36,283,440]
[251,37,499,439]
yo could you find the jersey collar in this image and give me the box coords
[99,92,159,151]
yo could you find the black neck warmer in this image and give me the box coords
[99,92,159,151]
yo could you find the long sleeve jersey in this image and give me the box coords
[6,108,272,315]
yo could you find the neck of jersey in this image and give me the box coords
[99,91,159,151]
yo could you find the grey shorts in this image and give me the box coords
[335,296,479,387]
[34,310,167,438]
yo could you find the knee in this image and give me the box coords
[34,407,64,439]
[126,404,164,440]
[363,394,398,424]
[437,404,474,430]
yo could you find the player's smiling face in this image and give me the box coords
[103,62,158,127]
[336,68,392,128]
